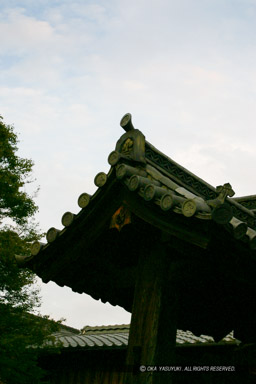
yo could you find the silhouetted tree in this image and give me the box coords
[0,116,59,384]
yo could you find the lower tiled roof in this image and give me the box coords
[50,324,240,350]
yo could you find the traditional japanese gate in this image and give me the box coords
[19,114,256,383]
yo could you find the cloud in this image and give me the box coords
[0,9,57,54]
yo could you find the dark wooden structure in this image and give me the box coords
[40,325,250,384]
[19,113,256,383]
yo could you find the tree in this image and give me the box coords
[0,116,59,384]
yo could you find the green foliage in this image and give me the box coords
[0,116,38,225]
[0,117,60,383]
[0,305,60,384]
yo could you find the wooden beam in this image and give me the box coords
[125,240,177,383]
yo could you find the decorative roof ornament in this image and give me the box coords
[46,227,61,243]
[31,241,45,256]
[207,183,235,224]
[113,113,146,164]
[62,212,76,227]
[110,206,132,232]
[94,172,108,187]
[120,113,135,132]
[78,193,91,208]
[216,183,235,202]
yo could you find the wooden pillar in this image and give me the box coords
[125,240,178,384]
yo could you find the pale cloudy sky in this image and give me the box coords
[1,0,256,329]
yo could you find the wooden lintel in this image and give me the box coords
[124,190,211,249]
[125,241,177,384]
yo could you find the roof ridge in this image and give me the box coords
[81,324,130,334]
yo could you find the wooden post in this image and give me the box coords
[125,240,177,384]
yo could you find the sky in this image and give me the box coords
[1,0,256,329]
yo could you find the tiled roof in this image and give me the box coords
[50,325,240,350]
[23,113,256,260]
[53,331,128,349]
